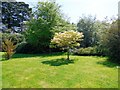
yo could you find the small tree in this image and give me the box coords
[51,30,84,60]
[2,39,16,60]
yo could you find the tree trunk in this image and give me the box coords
[6,53,10,60]
[67,49,70,60]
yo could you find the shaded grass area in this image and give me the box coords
[42,58,74,66]
[12,52,65,58]
[1,52,119,88]
[0,63,1,89]
[97,60,119,68]
[0,52,65,61]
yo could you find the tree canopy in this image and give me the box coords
[77,15,96,47]
[51,30,84,60]
[24,1,76,53]
[1,2,32,33]
[102,20,120,63]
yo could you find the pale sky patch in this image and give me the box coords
[17,0,119,23]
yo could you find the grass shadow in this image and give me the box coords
[97,60,120,68]
[12,52,65,59]
[0,58,6,61]
[41,58,74,66]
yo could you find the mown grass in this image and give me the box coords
[0,52,2,89]
[1,52,119,88]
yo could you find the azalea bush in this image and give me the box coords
[51,30,84,60]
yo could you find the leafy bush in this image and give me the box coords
[74,47,99,56]
[2,39,17,60]
[104,20,120,63]
[16,43,37,54]
[2,33,24,45]
[1,32,25,59]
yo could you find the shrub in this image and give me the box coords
[105,20,120,63]
[2,39,17,60]
[1,30,24,60]
[2,33,24,45]
[74,47,99,56]
[16,43,36,54]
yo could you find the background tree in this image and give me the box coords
[1,2,32,33]
[102,20,120,63]
[77,15,96,47]
[1,1,32,54]
[51,30,84,60]
[25,1,75,53]
[94,19,111,55]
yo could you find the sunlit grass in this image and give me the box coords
[1,52,118,88]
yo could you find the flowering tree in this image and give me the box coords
[51,30,84,60]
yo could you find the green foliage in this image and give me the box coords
[92,18,112,56]
[2,33,24,45]
[103,20,120,63]
[2,39,16,60]
[77,15,97,47]
[95,19,120,63]
[24,1,55,52]
[1,32,25,55]
[1,2,32,32]
[16,43,37,54]
[25,1,75,53]
[74,47,98,56]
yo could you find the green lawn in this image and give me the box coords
[1,52,119,88]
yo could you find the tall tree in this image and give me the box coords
[95,18,112,55]
[25,1,75,53]
[77,15,96,47]
[1,2,32,33]
[102,20,120,63]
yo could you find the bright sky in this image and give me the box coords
[17,0,119,23]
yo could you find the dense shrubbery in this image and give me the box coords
[23,1,77,53]
[104,20,120,63]
[2,33,24,45]
[1,32,24,59]
[16,43,50,54]
[15,42,29,53]
[16,42,62,54]
[77,15,97,47]
[73,47,99,56]
[1,1,119,63]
